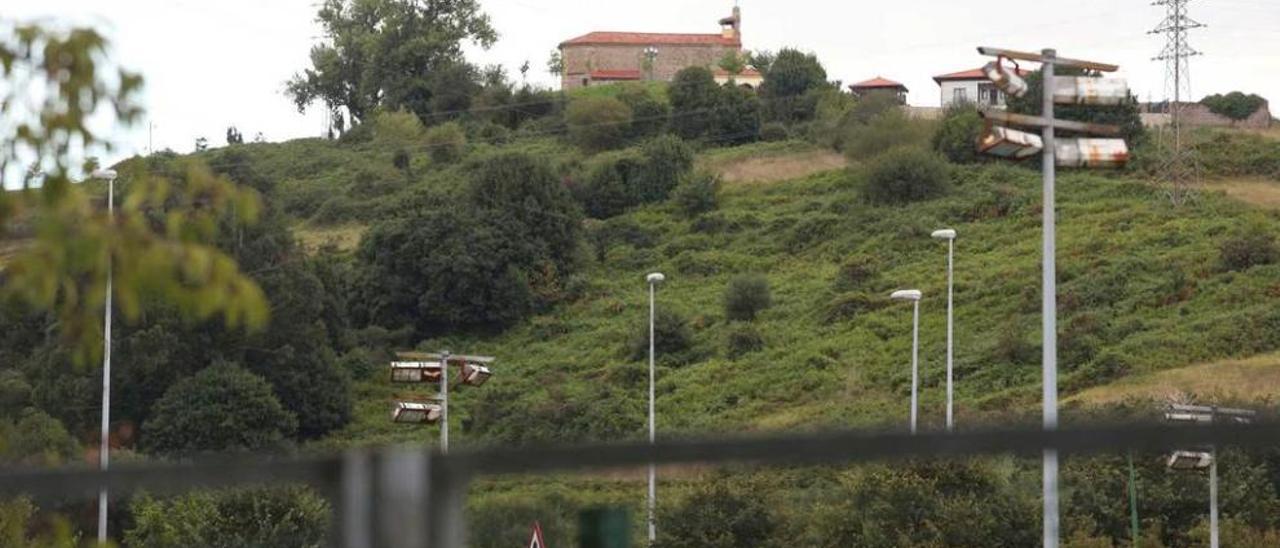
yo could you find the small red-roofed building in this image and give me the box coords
[559,7,746,90]
[849,76,909,103]
[933,66,1032,108]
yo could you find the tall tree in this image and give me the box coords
[286,0,497,128]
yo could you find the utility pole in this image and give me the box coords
[1150,0,1206,204]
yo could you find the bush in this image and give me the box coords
[832,254,879,292]
[726,325,765,358]
[658,483,776,548]
[724,274,772,321]
[669,66,720,140]
[126,487,330,548]
[825,291,878,322]
[673,171,721,216]
[635,135,695,203]
[843,108,935,160]
[808,88,856,149]
[576,148,648,219]
[933,102,984,164]
[760,48,828,122]
[370,109,424,144]
[617,85,670,140]
[759,122,790,142]
[1219,223,1278,271]
[862,147,952,204]
[630,309,693,363]
[709,83,761,145]
[566,96,633,152]
[0,408,79,466]
[424,121,467,164]
[1201,91,1268,121]
[141,364,296,455]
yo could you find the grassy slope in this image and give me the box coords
[318,153,1280,449]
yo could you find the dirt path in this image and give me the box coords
[706,149,847,185]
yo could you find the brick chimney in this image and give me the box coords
[719,6,741,41]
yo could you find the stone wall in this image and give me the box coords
[1142,101,1273,129]
[561,43,734,90]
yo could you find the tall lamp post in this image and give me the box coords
[645,272,665,545]
[890,289,922,434]
[931,229,957,431]
[90,168,117,546]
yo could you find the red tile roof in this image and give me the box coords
[849,76,908,90]
[589,69,642,81]
[933,66,1031,83]
[561,32,740,47]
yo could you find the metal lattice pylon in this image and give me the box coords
[1149,0,1206,205]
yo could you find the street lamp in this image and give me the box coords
[89,167,116,546]
[645,271,665,545]
[890,289,923,435]
[931,229,957,431]
[1164,403,1256,548]
[642,46,659,81]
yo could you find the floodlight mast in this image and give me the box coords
[1164,404,1256,548]
[389,351,495,453]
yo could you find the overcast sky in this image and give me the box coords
[10,0,1279,163]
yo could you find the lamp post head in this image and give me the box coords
[931,229,957,240]
[890,289,922,302]
[646,272,666,285]
[90,169,118,180]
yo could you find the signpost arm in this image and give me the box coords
[1041,48,1060,548]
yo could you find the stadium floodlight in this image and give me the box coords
[392,401,443,424]
[1054,139,1130,169]
[890,289,923,434]
[460,362,492,387]
[983,60,1029,98]
[1052,77,1130,106]
[1167,450,1213,471]
[390,361,443,384]
[977,125,1044,159]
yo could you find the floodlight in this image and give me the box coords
[390,361,443,384]
[1054,139,1130,169]
[392,401,443,424]
[977,125,1043,159]
[931,229,957,240]
[1167,450,1213,471]
[890,289,922,302]
[982,61,1028,98]
[460,362,492,387]
[1052,77,1129,106]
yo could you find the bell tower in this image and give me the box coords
[719,4,742,41]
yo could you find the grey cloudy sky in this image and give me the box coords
[11,0,1279,163]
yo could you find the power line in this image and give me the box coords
[1149,0,1206,205]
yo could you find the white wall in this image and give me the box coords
[939,80,1008,108]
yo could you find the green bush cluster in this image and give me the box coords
[861,147,952,204]
[932,102,984,164]
[672,171,721,216]
[1201,91,1268,121]
[141,364,297,456]
[574,135,695,218]
[723,274,772,321]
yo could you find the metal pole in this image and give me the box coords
[1128,451,1140,547]
[440,351,450,454]
[946,238,954,431]
[647,281,657,545]
[910,300,919,435]
[1041,48,1060,548]
[97,176,114,546]
[1210,448,1218,548]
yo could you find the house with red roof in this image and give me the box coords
[933,66,1031,109]
[849,77,909,103]
[558,7,759,90]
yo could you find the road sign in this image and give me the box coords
[529,521,547,548]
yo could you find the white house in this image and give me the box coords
[933,67,1030,109]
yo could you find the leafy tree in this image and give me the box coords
[717,50,746,76]
[0,408,79,466]
[195,137,209,152]
[425,121,467,163]
[466,151,582,273]
[547,50,563,76]
[0,24,267,363]
[669,66,720,140]
[759,48,828,122]
[710,83,761,145]
[863,147,952,204]
[616,85,670,141]
[141,363,296,455]
[127,487,330,548]
[658,482,775,548]
[565,96,633,152]
[634,135,695,203]
[723,274,772,321]
[1007,68,1145,145]
[225,126,243,145]
[573,137,694,218]
[673,171,721,216]
[1201,91,1268,121]
[933,102,984,164]
[286,0,497,127]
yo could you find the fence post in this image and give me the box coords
[378,448,431,548]
[426,457,471,548]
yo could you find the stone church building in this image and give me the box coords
[558,7,760,90]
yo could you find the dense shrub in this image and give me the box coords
[566,96,632,152]
[843,108,935,160]
[932,102,984,164]
[847,90,902,126]
[658,483,775,548]
[723,274,772,321]
[0,408,78,466]
[808,88,857,149]
[1219,223,1278,271]
[759,122,789,142]
[141,364,296,455]
[673,171,721,216]
[760,48,828,122]
[467,150,584,272]
[127,487,330,548]
[1193,131,1280,179]
[370,109,424,144]
[424,121,467,163]
[617,85,670,140]
[574,137,695,218]
[635,135,695,203]
[669,66,720,140]
[832,254,879,292]
[586,217,657,261]
[825,291,878,322]
[709,84,761,145]
[1201,91,1268,121]
[726,325,765,358]
[629,309,694,363]
[862,147,952,204]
